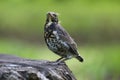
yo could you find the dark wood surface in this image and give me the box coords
[0,54,76,80]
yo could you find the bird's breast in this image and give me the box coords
[45,33,69,54]
[44,22,70,55]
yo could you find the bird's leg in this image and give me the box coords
[54,57,66,65]
[56,57,64,62]
[60,58,69,62]
[55,57,70,65]
[47,57,64,65]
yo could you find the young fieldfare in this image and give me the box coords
[44,12,83,63]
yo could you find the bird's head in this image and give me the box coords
[47,12,58,23]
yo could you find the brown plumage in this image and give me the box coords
[44,12,84,63]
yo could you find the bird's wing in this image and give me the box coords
[56,24,79,54]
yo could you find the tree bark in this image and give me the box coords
[0,54,76,80]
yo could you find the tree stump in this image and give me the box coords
[0,54,76,80]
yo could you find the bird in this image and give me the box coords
[44,12,84,63]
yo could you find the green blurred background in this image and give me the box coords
[0,0,120,80]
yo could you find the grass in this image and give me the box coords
[0,38,120,80]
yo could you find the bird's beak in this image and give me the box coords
[46,13,53,22]
[47,12,54,19]
[47,12,58,22]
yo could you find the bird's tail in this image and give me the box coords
[76,56,84,62]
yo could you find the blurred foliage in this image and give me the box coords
[0,0,120,44]
[0,0,120,80]
[0,39,120,80]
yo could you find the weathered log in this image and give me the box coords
[0,54,76,80]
